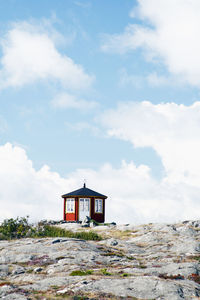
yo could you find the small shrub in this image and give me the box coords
[70,270,93,276]
[73,296,89,300]
[101,268,112,276]
[0,216,32,239]
[121,273,130,277]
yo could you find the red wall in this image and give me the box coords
[66,212,76,221]
[91,197,105,223]
[64,197,78,221]
[64,197,105,223]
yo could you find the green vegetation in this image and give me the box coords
[69,270,93,276]
[102,251,124,258]
[0,217,32,239]
[189,255,200,261]
[26,269,34,274]
[126,256,136,260]
[88,219,116,227]
[35,224,102,241]
[50,285,60,290]
[121,273,130,277]
[0,217,102,241]
[139,264,147,269]
[101,268,112,276]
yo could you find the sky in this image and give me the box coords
[1,0,200,224]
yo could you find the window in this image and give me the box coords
[95,199,103,213]
[79,198,90,212]
[66,198,75,213]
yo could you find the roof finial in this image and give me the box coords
[83,179,86,188]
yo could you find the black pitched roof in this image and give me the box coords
[62,184,107,198]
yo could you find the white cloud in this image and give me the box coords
[52,92,98,111]
[101,101,200,187]
[0,143,69,222]
[101,24,141,54]
[1,141,200,225]
[72,161,194,224]
[119,69,179,88]
[0,21,93,90]
[102,0,200,87]
[119,68,143,88]
[146,72,181,87]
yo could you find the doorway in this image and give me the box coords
[79,198,90,221]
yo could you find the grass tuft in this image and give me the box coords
[101,268,112,276]
[121,273,130,277]
[35,225,102,241]
[69,270,93,276]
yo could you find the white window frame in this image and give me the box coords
[79,198,90,212]
[95,199,103,213]
[66,198,75,213]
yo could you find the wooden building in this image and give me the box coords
[62,183,107,223]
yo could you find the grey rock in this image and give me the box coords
[1,293,28,300]
[0,284,13,297]
[11,265,25,275]
[110,239,118,246]
[22,276,76,291]
[0,220,200,299]
[73,277,200,300]
[0,264,9,278]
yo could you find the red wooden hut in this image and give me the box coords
[62,183,107,223]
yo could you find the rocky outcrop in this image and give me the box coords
[0,220,200,299]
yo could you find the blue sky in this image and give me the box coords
[1,0,200,223]
[0,0,163,175]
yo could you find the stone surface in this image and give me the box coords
[0,220,200,299]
